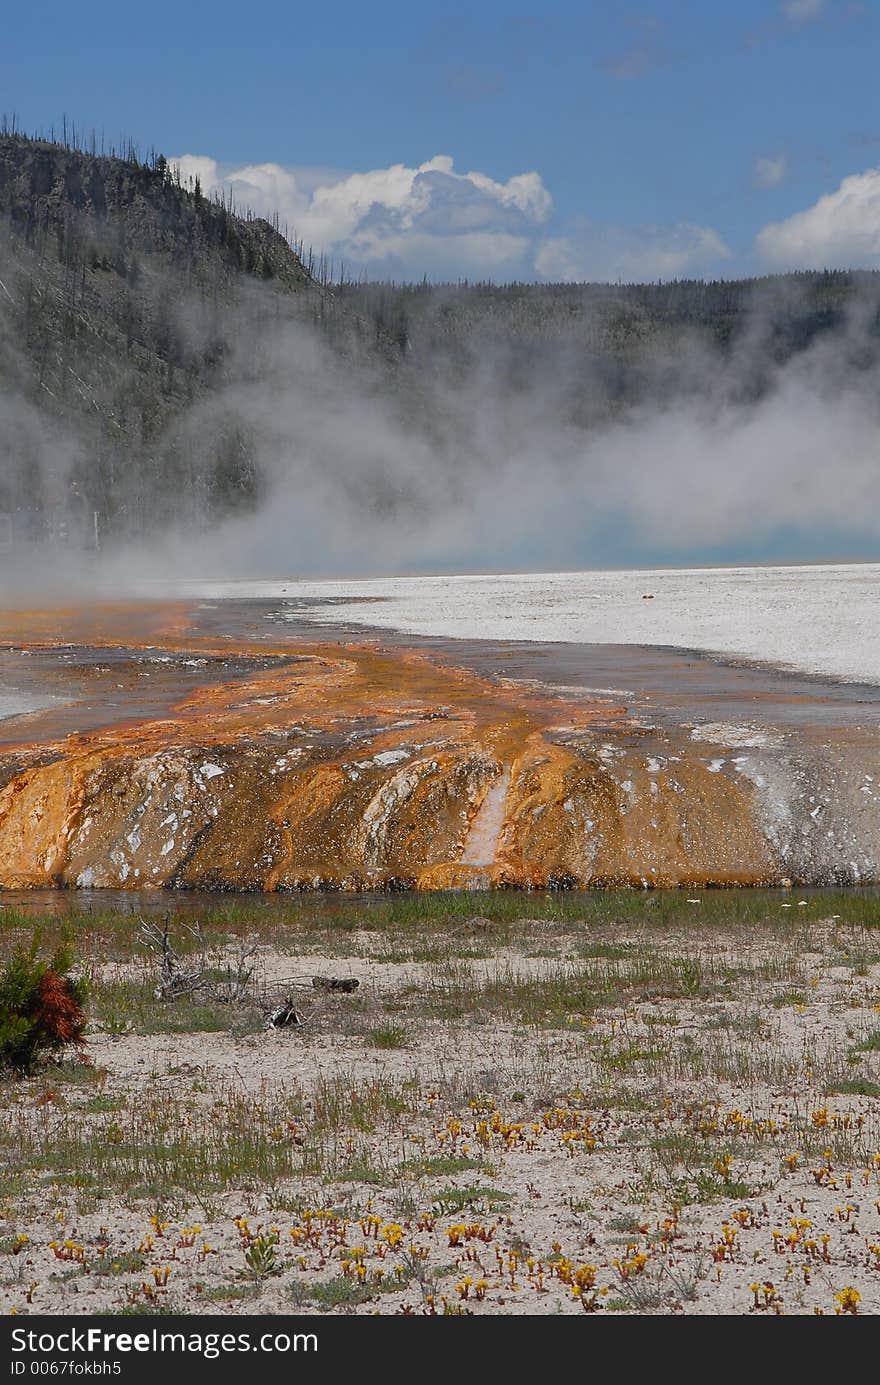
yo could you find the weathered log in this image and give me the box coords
[311,975,360,993]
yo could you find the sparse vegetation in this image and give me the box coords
[366,1024,408,1049]
[1,892,880,1315]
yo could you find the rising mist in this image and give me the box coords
[2,134,880,595]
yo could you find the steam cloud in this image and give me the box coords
[3,254,880,597]
[126,273,880,579]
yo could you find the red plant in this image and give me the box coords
[33,969,87,1049]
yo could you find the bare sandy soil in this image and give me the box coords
[2,910,879,1317]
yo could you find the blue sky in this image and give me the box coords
[3,0,880,282]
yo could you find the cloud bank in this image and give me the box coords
[176,145,880,284]
[173,152,729,284]
[175,153,551,281]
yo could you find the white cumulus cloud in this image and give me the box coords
[756,167,880,267]
[172,151,735,284]
[171,152,551,280]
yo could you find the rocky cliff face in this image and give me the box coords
[1,604,878,891]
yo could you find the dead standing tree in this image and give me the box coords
[137,916,258,1003]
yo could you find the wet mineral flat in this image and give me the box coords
[0,578,878,889]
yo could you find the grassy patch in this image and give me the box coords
[827,1077,880,1097]
[431,1185,512,1215]
[365,1024,408,1049]
[92,1251,146,1276]
[600,1045,668,1072]
[200,1284,261,1303]
[289,1276,375,1311]
[608,1214,647,1235]
[90,979,262,1035]
[417,951,736,1028]
[81,1094,125,1114]
[110,1305,179,1316]
[772,990,806,1008]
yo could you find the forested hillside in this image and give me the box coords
[341,269,880,423]
[0,131,370,549]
